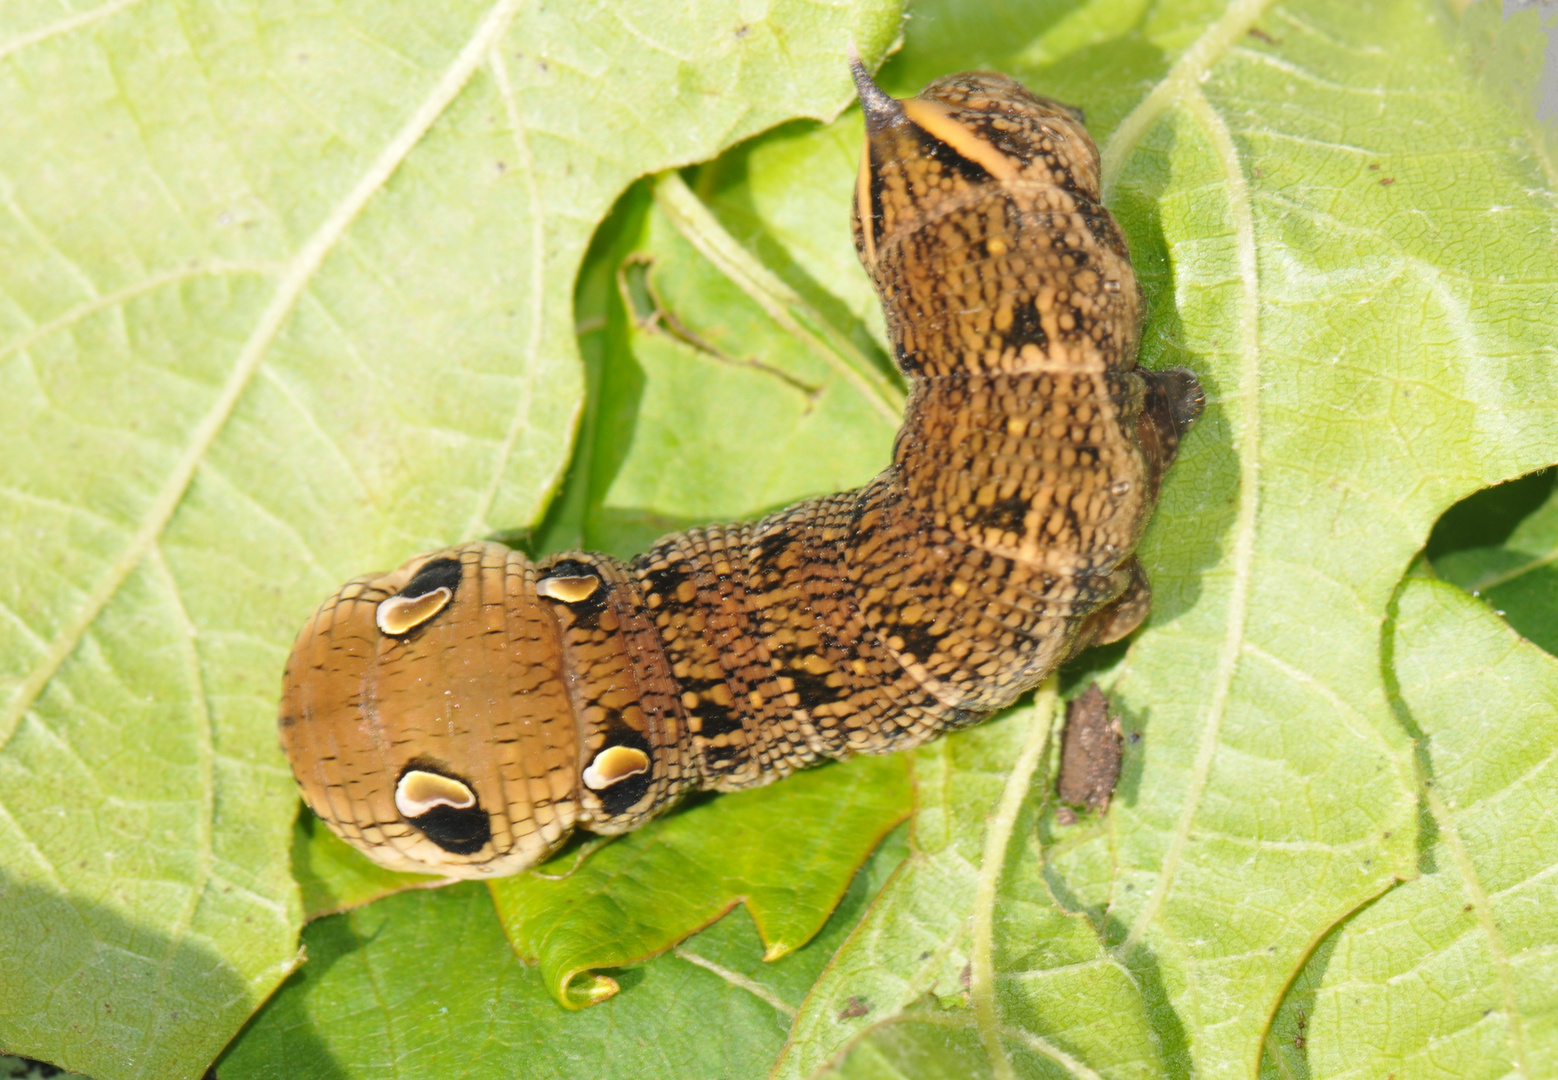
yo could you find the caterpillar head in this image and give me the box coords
[279,541,684,878]
[278,543,581,877]
[850,61,1100,276]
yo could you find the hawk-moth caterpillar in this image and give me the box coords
[278,63,1204,879]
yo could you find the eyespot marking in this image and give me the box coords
[376,587,452,635]
[395,769,476,817]
[582,745,651,791]
[395,768,490,855]
[537,574,600,604]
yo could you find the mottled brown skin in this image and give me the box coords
[278,65,1203,879]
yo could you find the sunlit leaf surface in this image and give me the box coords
[1261,579,1558,1079]
[217,828,909,1079]
[0,1,904,1075]
[6,0,1557,1076]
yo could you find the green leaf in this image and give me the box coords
[0,1,905,1075]
[1261,578,1558,1079]
[16,0,1558,1076]
[216,826,909,1079]
[489,754,910,1008]
[1072,0,1558,1072]
[780,0,1558,1076]
[291,810,445,921]
[784,689,1168,1080]
[593,172,902,546]
[1434,472,1558,656]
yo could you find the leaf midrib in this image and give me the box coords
[1105,37,1270,966]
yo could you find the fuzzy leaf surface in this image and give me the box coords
[0,1,904,1074]
[1261,579,1558,1079]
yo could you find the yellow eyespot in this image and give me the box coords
[537,575,601,604]
[395,770,476,818]
[375,587,453,635]
[582,746,651,791]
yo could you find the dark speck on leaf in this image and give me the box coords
[1379,177,1395,186]
[837,996,870,1019]
[1370,163,1381,169]
[1248,26,1278,43]
[735,23,750,38]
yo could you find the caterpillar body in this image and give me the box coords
[278,63,1203,878]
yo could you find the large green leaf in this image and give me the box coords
[14,0,1558,1076]
[0,2,904,1075]
[1261,578,1558,1078]
[489,753,910,1008]
[216,826,909,1079]
[1074,0,1556,1074]
[783,0,1558,1076]
[784,688,1169,1080]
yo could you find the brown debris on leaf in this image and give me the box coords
[837,996,871,1020]
[1057,683,1124,813]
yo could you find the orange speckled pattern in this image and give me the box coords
[276,64,1203,878]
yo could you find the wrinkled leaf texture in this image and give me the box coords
[2,0,1556,1078]
[0,0,902,1075]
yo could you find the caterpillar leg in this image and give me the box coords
[1072,557,1152,656]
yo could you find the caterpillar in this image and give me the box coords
[278,62,1203,879]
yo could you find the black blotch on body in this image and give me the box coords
[408,803,491,855]
[401,557,462,600]
[398,760,490,855]
[885,617,948,667]
[913,126,994,187]
[787,666,841,711]
[541,558,609,616]
[1004,298,1050,350]
[594,732,655,816]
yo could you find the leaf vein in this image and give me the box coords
[970,679,1058,1080]
[0,262,279,367]
[464,45,548,541]
[0,0,146,63]
[673,945,797,1017]
[0,0,530,753]
[1427,784,1532,1076]
[1118,84,1262,959]
[1100,0,1279,197]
